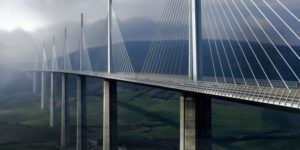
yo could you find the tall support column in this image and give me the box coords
[189,0,202,81]
[107,0,112,74]
[180,94,212,150]
[33,72,37,94]
[103,79,118,150]
[61,73,70,147]
[41,72,45,110]
[50,72,56,127]
[77,75,87,150]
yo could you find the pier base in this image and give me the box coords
[180,94,212,150]
[41,72,45,110]
[76,75,87,150]
[103,79,118,150]
[50,72,56,127]
[61,73,70,147]
[33,72,37,94]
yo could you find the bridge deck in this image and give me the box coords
[28,69,300,110]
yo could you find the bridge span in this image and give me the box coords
[25,0,300,149]
[26,69,300,150]
[30,69,300,110]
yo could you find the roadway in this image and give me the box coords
[27,69,300,111]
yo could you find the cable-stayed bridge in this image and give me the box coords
[25,0,299,149]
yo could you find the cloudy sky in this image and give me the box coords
[0,0,165,32]
[0,0,298,64]
[0,0,165,64]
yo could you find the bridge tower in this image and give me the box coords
[80,13,84,72]
[76,13,88,150]
[50,36,56,128]
[188,0,202,81]
[107,0,112,74]
[181,0,212,150]
[61,27,70,147]
[103,0,118,149]
[41,42,46,110]
[32,46,38,94]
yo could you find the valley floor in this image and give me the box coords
[0,84,300,150]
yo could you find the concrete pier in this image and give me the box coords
[41,72,45,110]
[61,73,70,147]
[180,94,212,150]
[103,79,118,150]
[77,75,87,150]
[50,72,56,127]
[33,72,37,94]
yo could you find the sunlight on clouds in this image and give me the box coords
[0,1,48,32]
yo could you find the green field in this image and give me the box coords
[0,81,300,149]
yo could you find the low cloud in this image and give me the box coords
[0,0,298,65]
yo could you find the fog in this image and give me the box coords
[0,0,166,65]
[0,0,298,65]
